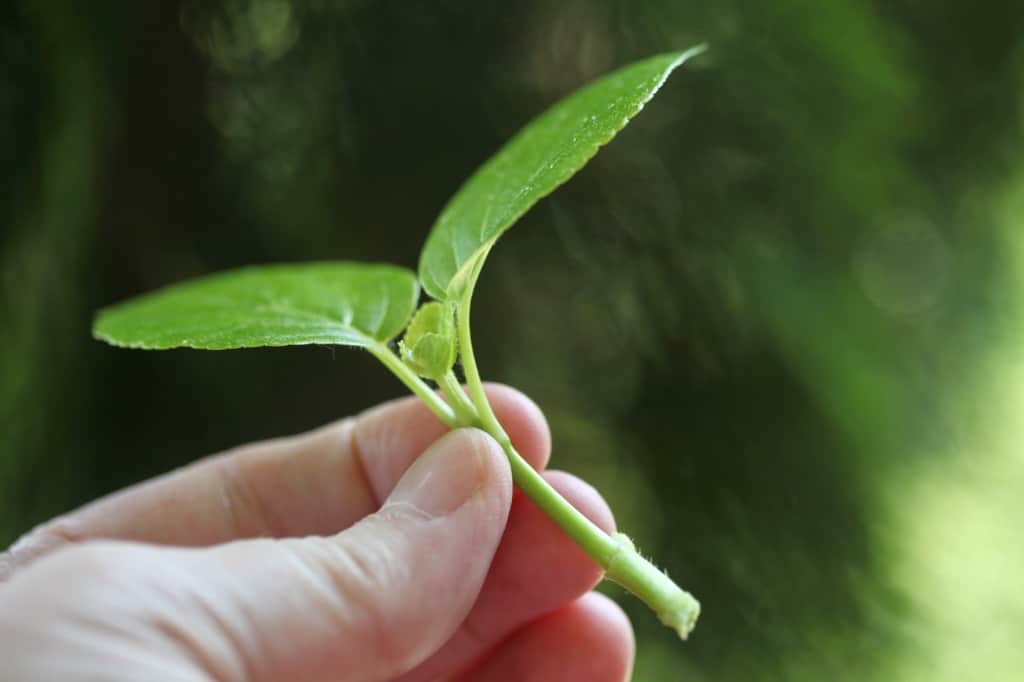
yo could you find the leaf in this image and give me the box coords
[418,45,706,301]
[93,262,419,350]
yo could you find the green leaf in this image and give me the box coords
[93,262,419,350]
[418,45,706,301]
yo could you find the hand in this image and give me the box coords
[0,385,633,681]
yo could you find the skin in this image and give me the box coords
[0,384,634,681]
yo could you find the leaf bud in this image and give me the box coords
[399,301,457,380]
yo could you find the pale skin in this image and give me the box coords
[0,385,634,681]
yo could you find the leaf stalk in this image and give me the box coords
[438,370,478,426]
[368,343,456,427]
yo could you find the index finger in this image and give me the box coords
[0,383,550,580]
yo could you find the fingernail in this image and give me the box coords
[387,429,490,517]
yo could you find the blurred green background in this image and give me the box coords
[2,1,1023,680]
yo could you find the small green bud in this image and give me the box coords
[399,301,457,380]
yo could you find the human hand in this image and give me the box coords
[0,385,633,681]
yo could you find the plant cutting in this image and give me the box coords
[93,46,706,639]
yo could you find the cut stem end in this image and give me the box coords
[605,533,701,640]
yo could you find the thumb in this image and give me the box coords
[177,428,512,682]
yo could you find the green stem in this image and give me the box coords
[453,286,700,639]
[369,343,456,428]
[372,259,699,637]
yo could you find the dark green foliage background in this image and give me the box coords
[3,2,1022,680]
